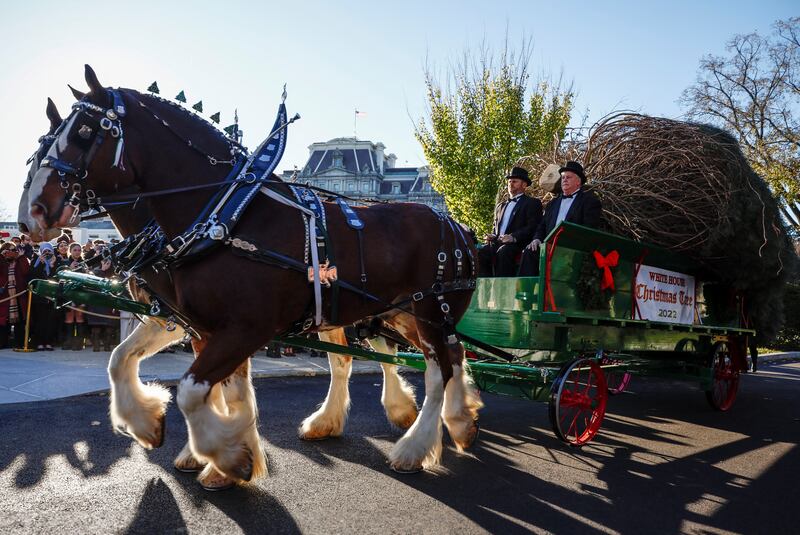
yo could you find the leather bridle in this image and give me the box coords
[38,89,127,216]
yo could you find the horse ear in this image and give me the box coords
[84,64,104,95]
[45,98,62,131]
[68,84,85,101]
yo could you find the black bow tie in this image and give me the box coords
[562,191,578,199]
[507,196,520,203]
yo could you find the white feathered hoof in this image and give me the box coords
[388,432,442,474]
[109,383,171,449]
[389,461,423,474]
[112,406,167,449]
[452,420,480,451]
[385,400,418,430]
[174,444,207,473]
[198,465,238,492]
[209,443,256,483]
[298,410,345,441]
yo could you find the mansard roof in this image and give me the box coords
[305,148,374,176]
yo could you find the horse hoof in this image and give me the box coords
[174,457,206,474]
[200,477,237,492]
[153,412,167,449]
[175,465,202,474]
[299,434,334,442]
[202,481,236,492]
[198,469,238,491]
[391,411,418,430]
[230,446,254,482]
[389,462,424,474]
[463,421,480,450]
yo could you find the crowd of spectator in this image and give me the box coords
[0,230,120,352]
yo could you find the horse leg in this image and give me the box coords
[174,382,227,476]
[368,337,418,429]
[441,347,483,451]
[383,318,449,473]
[188,359,266,490]
[107,318,184,449]
[172,343,261,480]
[298,328,352,440]
[177,333,266,487]
[216,358,267,478]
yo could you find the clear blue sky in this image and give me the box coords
[1,0,796,219]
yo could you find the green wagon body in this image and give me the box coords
[30,222,751,445]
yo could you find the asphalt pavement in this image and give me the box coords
[1,363,799,534]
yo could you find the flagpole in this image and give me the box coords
[354,108,357,138]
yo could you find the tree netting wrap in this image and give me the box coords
[522,113,797,343]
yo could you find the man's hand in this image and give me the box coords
[484,233,497,244]
[498,234,515,244]
[526,239,542,252]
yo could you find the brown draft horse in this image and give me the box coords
[20,99,428,489]
[27,66,482,488]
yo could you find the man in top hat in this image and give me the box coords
[518,161,602,276]
[478,166,543,277]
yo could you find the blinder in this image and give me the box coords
[24,134,57,189]
[38,89,127,218]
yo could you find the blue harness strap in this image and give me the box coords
[335,197,365,229]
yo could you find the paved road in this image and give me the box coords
[1,362,798,534]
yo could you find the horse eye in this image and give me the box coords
[78,125,93,139]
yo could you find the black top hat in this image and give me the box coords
[505,166,531,186]
[559,161,587,184]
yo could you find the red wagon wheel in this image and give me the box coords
[705,341,740,411]
[549,357,608,446]
[598,353,631,395]
[605,370,632,395]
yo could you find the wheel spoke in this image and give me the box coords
[567,410,580,439]
[583,370,594,395]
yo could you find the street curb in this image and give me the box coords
[758,352,800,365]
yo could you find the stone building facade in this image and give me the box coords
[281,138,446,211]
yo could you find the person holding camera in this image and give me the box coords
[29,242,64,350]
[477,167,543,277]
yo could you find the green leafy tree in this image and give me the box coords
[680,17,800,230]
[416,41,573,236]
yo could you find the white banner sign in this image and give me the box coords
[634,265,696,324]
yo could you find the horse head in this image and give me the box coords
[19,98,66,242]
[29,65,136,230]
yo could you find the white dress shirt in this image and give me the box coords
[498,194,523,236]
[555,190,579,227]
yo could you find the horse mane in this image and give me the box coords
[122,88,243,157]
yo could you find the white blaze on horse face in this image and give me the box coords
[54,113,78,154]
[27,113,78,219]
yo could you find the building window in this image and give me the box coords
[347,182,354,191]
[392,182,401,194]
[333,181,341,191]
[362,182,370,192]
[332,150,344,168]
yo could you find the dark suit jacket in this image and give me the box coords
[493,195,543,245]
[533,188,602,241]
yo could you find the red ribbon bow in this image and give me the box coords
[593,250,619,291]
